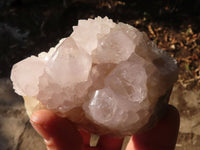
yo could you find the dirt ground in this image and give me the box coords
[0,0,200,150]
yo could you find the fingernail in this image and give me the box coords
[30,110,51,125]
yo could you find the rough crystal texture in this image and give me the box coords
[10,16,178,136]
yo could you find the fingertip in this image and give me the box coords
[167,105,180,125]
[30,110,56,141]
[30,110,57,126]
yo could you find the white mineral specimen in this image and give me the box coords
[10,16,178,136]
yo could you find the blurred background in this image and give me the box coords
[0,0,199,149]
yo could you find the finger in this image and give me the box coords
[97,135,124,150]
[126,105,180,150]
[30,110,83,150]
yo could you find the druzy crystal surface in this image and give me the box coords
[11,17,178,135]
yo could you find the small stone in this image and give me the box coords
[10,16,178,136]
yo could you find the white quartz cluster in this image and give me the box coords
[11,16,178,135]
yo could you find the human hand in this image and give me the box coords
[30,105,179,150]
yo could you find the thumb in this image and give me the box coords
[126,105,180,150]
[30,110,83,150]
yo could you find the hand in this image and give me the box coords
[30,105,179,150]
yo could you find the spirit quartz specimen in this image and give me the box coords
[11,16,178,136]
